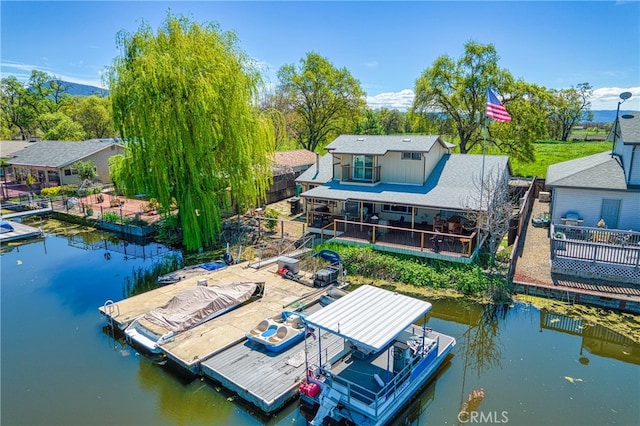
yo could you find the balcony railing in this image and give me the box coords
[340,164,381,184]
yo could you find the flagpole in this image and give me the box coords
[479,107,487,232]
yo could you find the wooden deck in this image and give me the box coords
[100,261,327,372]
[316,219,480,263]
[200,306,345,414]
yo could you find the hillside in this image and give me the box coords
[56,80,108,97]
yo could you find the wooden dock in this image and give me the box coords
[0,220,43,243]
[201,321,345,414]
[100,261,324,372]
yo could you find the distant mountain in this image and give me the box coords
[56,80,109,97]
[585,110,635,124]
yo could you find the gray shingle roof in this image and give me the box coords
[325,134,452,155]
[8,139,122,168]
[546,151,627,190]
[295,153,334,184]
[619,111,640,144]
[300,154,510,211]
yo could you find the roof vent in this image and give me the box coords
[402,138,411,142]
[356,137,365,141]
[621,114,634,119]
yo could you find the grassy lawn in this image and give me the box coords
[510,140,612,178]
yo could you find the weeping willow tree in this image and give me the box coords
[107,13,274,251]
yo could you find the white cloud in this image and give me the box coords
[590,87,640,110]
[366,87,640,112]
[366,89,414,111]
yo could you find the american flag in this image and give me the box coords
[486,88,511,122]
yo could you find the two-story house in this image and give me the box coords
[296,135,511,263]
[545,112,640,284]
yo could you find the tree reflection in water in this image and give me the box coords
[457,303,507,422]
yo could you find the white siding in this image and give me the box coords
[552,187,640,230]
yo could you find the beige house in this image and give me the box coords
[7,139,125,186]
[296,135,511,263]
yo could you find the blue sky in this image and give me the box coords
[2,1,639,110]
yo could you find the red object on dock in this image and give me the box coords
[299,382,320,397]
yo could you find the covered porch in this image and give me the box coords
[303,198,484,263]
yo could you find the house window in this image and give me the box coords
[64,169,72,176]
[352,155,373,180]
[401,152,421,160]
[382,204,410,214]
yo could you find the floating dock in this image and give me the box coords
[0,220,43,243]
[200,307,345,413]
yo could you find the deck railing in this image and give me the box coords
[550,224,640,284]
[315,218,479,260]
[551,224,640,267]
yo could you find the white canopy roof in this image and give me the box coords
[304,285,432,354]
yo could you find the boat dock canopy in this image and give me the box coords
[304,285,432,354]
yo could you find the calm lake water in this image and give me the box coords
[2,222,639,426]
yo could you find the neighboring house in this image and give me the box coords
[0,140,32,181]
[265,149,317,204]
[546,112,640,284]
[8,139,125,187]
[296,135,511,263]
[273,149,317,174]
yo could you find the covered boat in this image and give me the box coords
[125,281,264,354]
[246,311,307,352]
[299,285,456,425]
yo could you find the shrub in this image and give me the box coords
[263,208,279,231]
[102,212,120,223]
[146,198,161,211]
[60,184,79,196]
[319,243,496,296]
[41,186,62,198]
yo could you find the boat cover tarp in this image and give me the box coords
[304,285,432,354]
[142,281,258,333]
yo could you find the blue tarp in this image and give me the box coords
[199,261,228,271]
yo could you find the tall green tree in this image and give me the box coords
[69,95,115,139]
[39,112,86,140]
[548,83,593,141]
[413,41,542,162]
[0,76,37,140]
[108,13,275,251]
[354,109,384,135]
[378,108,406,135]
[276,52,366,152]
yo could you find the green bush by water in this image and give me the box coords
[320,243,504,295]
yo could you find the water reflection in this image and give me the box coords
[136,360,238,425]
[540,310,640,365]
